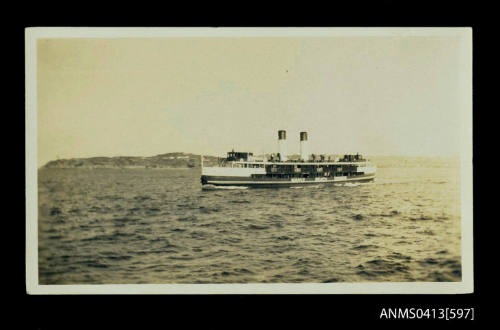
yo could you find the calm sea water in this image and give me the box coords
[38,157,461,284]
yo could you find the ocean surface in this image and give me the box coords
[38,156,462,284]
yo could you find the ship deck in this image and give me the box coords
[230,160,371,166]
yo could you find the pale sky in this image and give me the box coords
[37,34,471,167]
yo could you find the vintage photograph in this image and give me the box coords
[26,28,473,294]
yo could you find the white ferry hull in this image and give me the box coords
[201,173,375,188]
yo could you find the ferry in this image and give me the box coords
[201,130,376,188]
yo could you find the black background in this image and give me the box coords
[18,1,489,327]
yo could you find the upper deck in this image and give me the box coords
[215,150,371,166]
[230,160,371,166]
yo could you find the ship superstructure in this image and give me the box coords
[201,130,376,188]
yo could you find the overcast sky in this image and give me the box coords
[37,33,471,166]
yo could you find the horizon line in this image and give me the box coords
[39,151,461,167]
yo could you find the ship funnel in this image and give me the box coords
[278,130,287,161]
[300,131,308,161]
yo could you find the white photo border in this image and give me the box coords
[25,27,473,294]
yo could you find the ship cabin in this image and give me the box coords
[226,151,253,161]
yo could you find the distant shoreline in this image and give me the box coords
[40,152,216,170]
